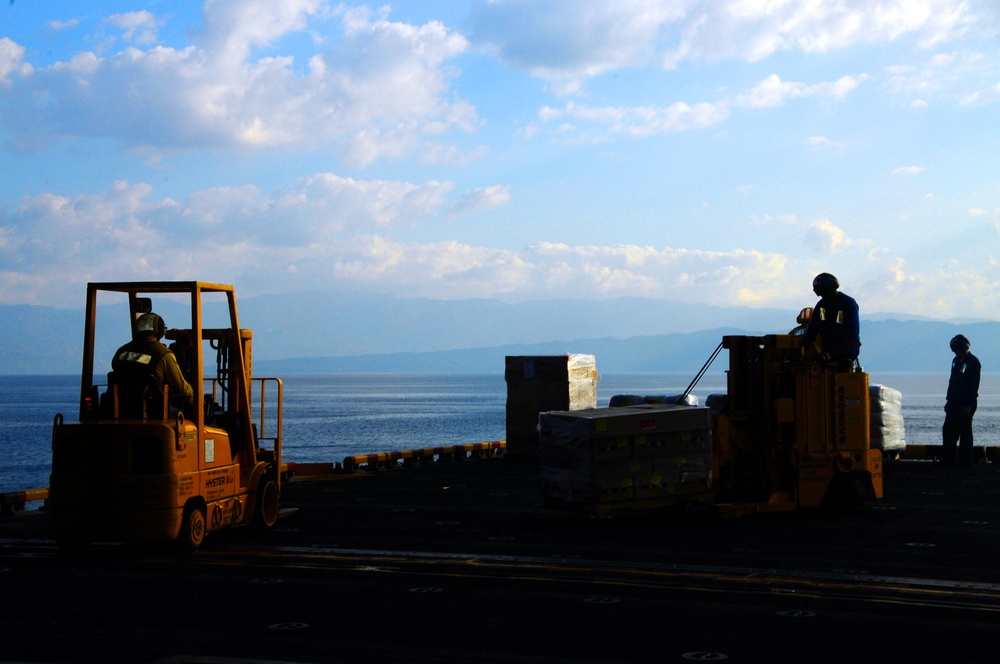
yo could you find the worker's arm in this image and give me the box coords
[800,299,823,348]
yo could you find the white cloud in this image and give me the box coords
[1,0,998,322]
[751,213,798,226]
[804,219,854,253]
[470,0,976,78]
[0,174,457,302]
[892,165,925,175]
[538,99,730,139]
[535,72,864,142]
[0,1,475,166]
[449,185,512,218]
[734,73,868,108]
[105,11,162,45]
[326,238,794,304]
[861,258,1000,320]
[885,50,992,105]
[2,176,999,320]
[470,0,685,79]
[200,0,325,67]
[418,142,490,167]
[48,18,81,32]
[808,135,845,149]
[0,175,795,306]
[664,0,974,66]
[0,38,33,85]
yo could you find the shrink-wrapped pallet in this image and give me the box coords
[870,384,904,413]
[505,354,597,460]
[870,384,906,452]
[539,404,713,513]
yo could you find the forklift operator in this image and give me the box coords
[111,312,195,410]
[801,273,861,365]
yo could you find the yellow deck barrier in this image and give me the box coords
[1,488,49,516]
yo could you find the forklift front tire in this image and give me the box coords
[179,504,206,552]
[253,479,280,531]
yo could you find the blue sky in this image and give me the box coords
[1,1,998,320]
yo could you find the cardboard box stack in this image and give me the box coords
[504,355,598,460]
[539,404,713,513]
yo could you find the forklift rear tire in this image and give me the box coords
[822,472,869,515]
[253,479,280,531]
[179,505,206,552]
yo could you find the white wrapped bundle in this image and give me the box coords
[870,385,905,451]
[870,385,903,413]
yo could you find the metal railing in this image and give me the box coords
[203,377,283,460]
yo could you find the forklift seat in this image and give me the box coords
[105,371,170,420]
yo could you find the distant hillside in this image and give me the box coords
[0,292,796,374]
[255,320,1000,375]
[238,290,799,361]
[1,291,997,374]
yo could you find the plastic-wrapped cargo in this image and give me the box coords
[505,355,597,460]
[608,394,698,407]
[870,384,905,452]
[539,404,713,513]
[870,384,904,412]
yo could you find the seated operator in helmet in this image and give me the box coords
[801,273,861,365]
[111,312,195,411]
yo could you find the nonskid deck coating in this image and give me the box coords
[2,457,1000,663]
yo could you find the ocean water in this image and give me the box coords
[1,372,998,494]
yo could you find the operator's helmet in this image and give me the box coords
[812,272,840,293]
[950,334,971,353]
[136,312,167,339]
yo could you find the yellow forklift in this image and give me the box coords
[50,281,282,551]
[712,334,883,516]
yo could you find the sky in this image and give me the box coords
[1,0,999,321]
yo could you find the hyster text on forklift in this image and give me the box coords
[50,282,283,551]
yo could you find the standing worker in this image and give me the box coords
[112,312,195,411]
[940,334,981,467]
[801,273,861,366]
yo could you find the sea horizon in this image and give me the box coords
[2,371,998,494]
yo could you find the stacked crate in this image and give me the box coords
[504,355,597,460]
[539,404,713,513]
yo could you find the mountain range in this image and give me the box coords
[1,289,996,374]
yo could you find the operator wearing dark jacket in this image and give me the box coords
[801,273,861,365]
[941,334,981,467]
[111,312,194,409]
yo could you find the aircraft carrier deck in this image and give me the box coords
[2,455,1000,663]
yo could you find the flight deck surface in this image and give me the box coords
[2,457,999,663]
